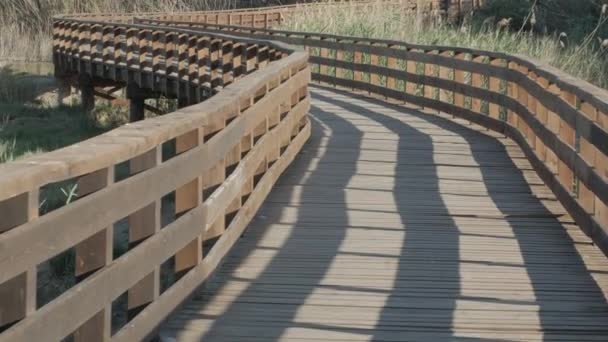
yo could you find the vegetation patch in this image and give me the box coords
[280,0,608,89]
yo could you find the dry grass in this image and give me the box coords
[0,0,241,61]
[281,1,608,89]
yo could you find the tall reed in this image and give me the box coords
[0,0,240,61]
[281,1,608,89]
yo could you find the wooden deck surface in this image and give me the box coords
[159,85,608,341]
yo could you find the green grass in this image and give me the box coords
[280,0,608,89]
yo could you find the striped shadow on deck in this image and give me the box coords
[159,85,608,341]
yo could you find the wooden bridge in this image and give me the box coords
[1,1,607,341]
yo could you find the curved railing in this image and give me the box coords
[140,17,608,257]
[0,15,309,342]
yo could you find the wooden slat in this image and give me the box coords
[175,128,204,275]
[128,147,162,317]
[0,191,38,329]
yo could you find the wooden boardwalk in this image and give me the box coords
[159,85,608,341]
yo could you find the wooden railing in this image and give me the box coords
[137,19,608,257]
[0,18,309,342]
[59,0,478,27]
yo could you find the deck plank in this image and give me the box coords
[159,85,608,341]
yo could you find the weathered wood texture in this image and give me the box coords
[0,18,310,341]
[159,85,608,341]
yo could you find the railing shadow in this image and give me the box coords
[313,89,467,341]
[161,88,363,340]
[429,109,608,340]
[316,85,608,341]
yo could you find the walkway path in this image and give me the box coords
[159,85,608,341]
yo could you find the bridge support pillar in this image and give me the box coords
[127,83,147,122]
[129,97,146,122]
[57,77,72,106]
[79,77,95,115]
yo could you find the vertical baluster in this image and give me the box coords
[386,44,396,91]
[335,39,344,83]
[471,55,484,113]
[535,77,549,162]
[558,90,577,193]
[453,52,466,109]
[187,36,199,103]
[151,30,164,92]
[246,43,258,74]
[424,49,437,111]
[319,37,328,76]
[91,24,102,64]
[127,147,162,318]
[595,112,608,228]
[545,83,561,174]
[174,129,204,277]
[73,168,114,341]
[204,127,227,241]
[489,57,502,119]
[439,50,453,105]
[197,36,211,95]
[507,61,519,128]
[232,42,244,79]
[517,65,530,140]
[177,34,189,101]
[210,38,223,91]
[370,42,379,88]
[526,71,538,149]
[256,43,268,70]
[579,102,597,215]
[0,190,39,329]
[353,42,362,86]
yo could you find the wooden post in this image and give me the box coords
[453,52,466,109]
[386,45,396,91]
[471,55,484,113]
[370,43,379,88]
[579,102,597,214]
[203,112,228,241]
[558,90,576,193]
[596,112,608,228]
[517,65,530,138]
[222,40,234,86]
[507,61,519,127]
[335,40,344,82]
[405,49,417,102]
[424,50,437,110]
[535,77,549,162]
[0,191,38,329]
[320,38,328,77]
[545,83,561,174]
[174,128,204,276]
[489,58,502,119]
[73,167,114,341]
[127,147,162,319]
[353,42,362,85]
[439,50,452,104]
